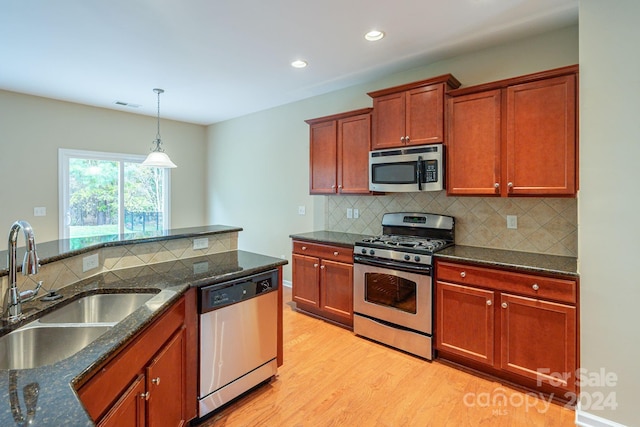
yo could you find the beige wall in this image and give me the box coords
[0,91,207,243]
[207,25,579,281]
[578,1,640,425]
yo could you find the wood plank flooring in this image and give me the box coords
[196,287,576,426]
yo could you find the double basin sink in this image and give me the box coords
[0,292,157,370]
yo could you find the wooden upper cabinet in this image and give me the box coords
[309,120,338,194]
[506,74,576,195]
[306,108,372,195]
[447,89,502,195]
[338,113,371,194]
[368,74,460,150]
[447,65,578,197]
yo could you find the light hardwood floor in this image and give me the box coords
[197,286,576,426]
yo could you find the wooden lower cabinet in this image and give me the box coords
[435,260,578,397]
[78,292,195,426]
[292,240,353,327]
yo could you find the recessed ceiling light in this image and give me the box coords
[291,60,308,68]
[365,30,385,41]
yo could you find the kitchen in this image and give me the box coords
[1,1,639,426]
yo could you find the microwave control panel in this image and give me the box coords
[424,159,438,183]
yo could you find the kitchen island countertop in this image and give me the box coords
[0,249,286,426]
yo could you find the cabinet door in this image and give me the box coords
[320,259,353,325]
[309,120,337,194]
[337,113,371,194]
[506,74,576,195]
[98,374,146,427]
[292,254,320,308]
[500,293,576,392]
[447,90,502,195]
[147,329,185,427]
[372,92,406,150]
[405,84,444,146]
[436,282,495,366]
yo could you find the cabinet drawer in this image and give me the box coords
[436,261,576,304]
[292,241,353,264]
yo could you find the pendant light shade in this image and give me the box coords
[142,88,177,168]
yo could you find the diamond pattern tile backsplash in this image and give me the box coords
[4,233,238,296]
[327,192,577,257]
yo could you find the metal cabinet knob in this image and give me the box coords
[460,271,466,278]
[152,377,160,385]
[140,392,150,400]
[486,300,492,306]
[313,263,318,268]
[331,185,336,189]
[333,251,339,256]
[507,182,514,191]
[400,136,406,142]
[320,265,325,269]
[405,135,410,143]
[301,246,307,250]
[532,283,539,291]
[501,302,508,309]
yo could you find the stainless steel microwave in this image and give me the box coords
[369,144,444,192]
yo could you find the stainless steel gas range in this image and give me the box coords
[353,212,455,360]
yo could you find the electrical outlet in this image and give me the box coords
[33,207,46,216]
[82,253,99,272]
[347,208,353,219]
[193,261,209,275]
[193,238,209,250]
[354,209,359,219]
[507,215,518,229]
[298,205,306,215]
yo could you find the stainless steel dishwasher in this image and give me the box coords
[198,269,278,418]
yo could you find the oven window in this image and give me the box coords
[364,272,417,314]
[371,161,417,184]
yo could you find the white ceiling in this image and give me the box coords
[0,0,578,125]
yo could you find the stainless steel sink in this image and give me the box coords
[38,293,156,324]
[0,324,112,370]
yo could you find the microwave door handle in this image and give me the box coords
[417,156,423,190]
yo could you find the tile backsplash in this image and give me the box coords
[2,232,238,297]
[326,192,577,257]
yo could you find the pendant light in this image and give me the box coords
[142,88,177,168]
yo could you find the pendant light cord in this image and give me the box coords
[154,88,165,151]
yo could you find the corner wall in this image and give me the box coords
[577,1,640,425]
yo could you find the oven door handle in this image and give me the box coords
[354,255,432,275]
[417,156,423,191]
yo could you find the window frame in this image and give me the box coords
[58,148,171,240]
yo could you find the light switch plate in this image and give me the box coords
[82,253,99,272]
[507,215,518,229]
[353,209,359,219]
[193,238,209,250]
[34,207,46,216]
[298,205,306,215]
[347,208,353,219]
[193,261,209,275]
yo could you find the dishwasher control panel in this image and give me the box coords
[200,269,278,313]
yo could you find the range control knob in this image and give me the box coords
[361,248,367,254]
[369,249,375,256]
[260,280,271,291]
[414,256,421,262]
[404,254,411,261]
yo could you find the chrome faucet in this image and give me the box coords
[4,220,42,323]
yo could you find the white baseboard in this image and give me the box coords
[283,279,292,288]
[576,408,628,427]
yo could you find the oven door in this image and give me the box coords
[353,260,432,334]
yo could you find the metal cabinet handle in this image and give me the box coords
[486,300,492,306]
[532,283,539,291]
[501,302,508,309]
[460,271,466,278]
[152,377,160,385]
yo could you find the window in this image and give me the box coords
[59,149,171,241]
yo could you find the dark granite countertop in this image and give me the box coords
[0,250,286,426]
[289,231,371,248]
[0,225,243,274]
[435,245,578,277]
